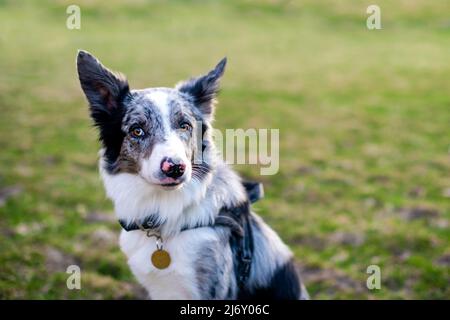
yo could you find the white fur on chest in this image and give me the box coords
[120,227,219,299]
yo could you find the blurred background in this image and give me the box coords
[0,0,449,299]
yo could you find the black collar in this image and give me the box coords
[118,214,163,232]
[118,180,263,233]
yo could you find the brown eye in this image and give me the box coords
[131,127,145,138]
[179,122,192,132]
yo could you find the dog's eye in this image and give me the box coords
[179,122,192,132]
[130,127,145,138]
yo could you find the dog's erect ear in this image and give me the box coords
[76,50,129,121]
[176,57,227,117]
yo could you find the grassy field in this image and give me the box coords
[0,0,449,299]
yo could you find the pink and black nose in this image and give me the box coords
[160,157,186,179]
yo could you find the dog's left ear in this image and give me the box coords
[176,57,227,117]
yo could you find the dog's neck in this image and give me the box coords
[100,159,247,238]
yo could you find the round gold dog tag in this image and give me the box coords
[151,249,171,269]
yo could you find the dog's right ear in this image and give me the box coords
[76,50,129,123]
[176,57,227,119]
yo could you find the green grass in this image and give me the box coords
[0,0,449,299]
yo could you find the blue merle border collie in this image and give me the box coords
[76,50,308,300]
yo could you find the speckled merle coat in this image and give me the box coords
[76,50,308,300]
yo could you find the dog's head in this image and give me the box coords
[77,50,225,190]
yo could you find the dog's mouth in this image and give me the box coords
[155,177,185,190]
[160,181,183,188]
[139,173,188,190]
[158,182,184,191]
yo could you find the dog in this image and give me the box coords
[76,50,308,300]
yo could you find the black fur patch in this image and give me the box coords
[94,100,128,173]
[77,50,130,173]
[237,259,302,300]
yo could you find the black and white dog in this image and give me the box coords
[76,50,308,300]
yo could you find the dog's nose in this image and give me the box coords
[160,157,186,179]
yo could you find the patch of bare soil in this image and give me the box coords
[0,185,23,206]
[296,263,366,298]
[398,207,440,221]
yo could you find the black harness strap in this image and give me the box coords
[214,214,244,237]
[239,210,254,286]
[242,181,264,204]
[215,200,255,288]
